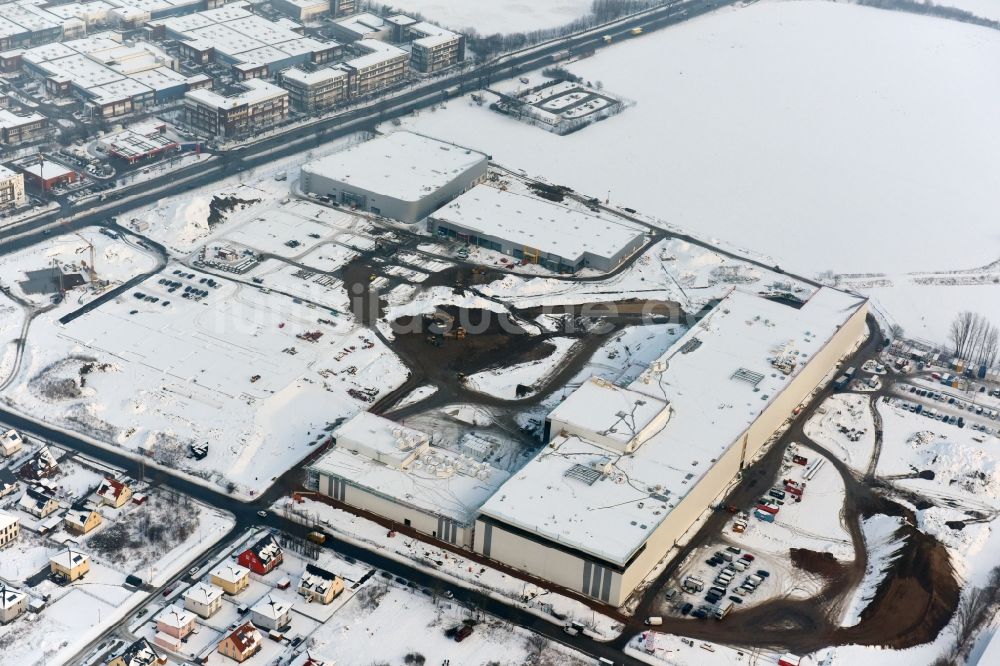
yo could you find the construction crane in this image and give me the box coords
[74,233,97,284]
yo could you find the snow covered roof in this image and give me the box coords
[0,108,46,128]
[185,78,287,110]
[50,549,89,569]
[1,428,22,446]
[0,585,25,610]
[224,621,261,653]
[20,161,75,180]
[0,166,18,180]
[156,603,195,628]
[281,65,348,86]
[19,487,56,511]
[301,131,487,203]
[96,477,129,500]
[184,581,223,605]
[313,414,510,524]
[211,563,249,583]
[342,39,406,70]
[244,533,282,564]
[0,511,17,531]
[429,185,647,263]
[548,378,670,453]
[113,638,162,666]
[251,595,290,619]
[480,287,867,565]
[299,564,340,595]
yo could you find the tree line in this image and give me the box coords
[948,312,999,368]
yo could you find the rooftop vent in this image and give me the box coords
[564,464,602,485]
[731,368,765,386]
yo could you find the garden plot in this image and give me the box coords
[804,393,876,474]
[496,79,626,134]
[465,336,579,399]
[3,264,408,497]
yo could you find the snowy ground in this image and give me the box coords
[130,527,593,666]
[380,0,595,34]
[393,0,1000,346]
[804,393,876,474]
[465,336,579,399]
[277,497,625,639]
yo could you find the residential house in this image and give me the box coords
[50,549,89,581]
[210,563,250,595]
[95,477,132,508]
[237,534,283,575]
[18,445,59,480]
[0,468,18,498]
[297,564,343,605]
[0,584,27,624]
[0,511,20,548]
[106,637,164,666]
[249,595,291,631]
[18,487,59,518]
[155,604,196,639]
[64,505,102,535]
[1,429,22,457]
[217,621,263,662]
[183,582,223,619]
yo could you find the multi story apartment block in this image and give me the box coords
[183,79,289,138]
[0,109,47,144]
[0,166,26,210]
[340,40,407,97]
[281,66,349,113]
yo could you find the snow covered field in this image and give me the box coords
[395,0,1000,345]
[380,0,594,34]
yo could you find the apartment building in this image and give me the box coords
[0,166,26,210]
[0,512,19,549]
[0,109,47,144]
[340,40,407,97]
[183,79,289,138]
[281,66,348,113]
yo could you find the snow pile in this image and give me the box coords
[466,337,578,399]
[381,0,594,34]
[841,514,908,627]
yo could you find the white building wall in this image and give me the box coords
[318,473,471,547]
[476,300,869,606]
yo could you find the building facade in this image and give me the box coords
[0,513,19,549]
[0,109,47,144]
[183,80,289,138]
[301,131,488,223]
[0,167,25,210]
[210,564,250,595]
[281,67,348,113]
[184,582,224,618]
[0,585,27,624]
[340,40,407,97]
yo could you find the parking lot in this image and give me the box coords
[891,380,1000,436]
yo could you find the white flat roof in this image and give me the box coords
[314,413,509,524]
[548,378,669,450]
[282,66,347,86]
[431,185,646,263]
[0,108,45,128]
[21,161,75,179]
[302,131,487,203]
[185,78,287,110]
[0,165,18,180]
[480,287,866,565]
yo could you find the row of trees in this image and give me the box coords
[948,312,999,367]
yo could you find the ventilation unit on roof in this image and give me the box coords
[650,492,670,503]
[731,368,765,386]
[679,338,702,354]
[564,464,602,485]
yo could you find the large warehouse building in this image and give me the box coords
[311,412,509,547]
[300,131,488,223]
[474,287,868,606]
[428,185,647,273]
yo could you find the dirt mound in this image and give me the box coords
[790,548,848,581]
[837,525,959,649]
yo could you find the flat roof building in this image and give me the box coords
[428,185,648,273]
[0,165,26,210]
[271,0,329,23]
[183,79,289,138]
[301,131,488,223]
[280,66,348,112]
[312,411,509,547]
[340,39,408,97]
[0,108,47,144]
[475,287,868,606]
